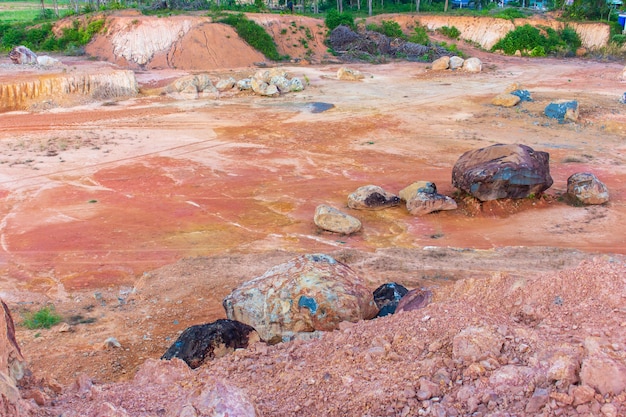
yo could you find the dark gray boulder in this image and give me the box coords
[161,319,260,369]
[452,143,553,201]
[373,282,409,317]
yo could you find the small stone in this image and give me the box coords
[600,403,617,417]
[398,181,437,201]
[406,192,457,216]
[314,204,361,234]
[58,323,72,332]
[347,185,400,210]
[567,172,609,205]
[337,67,364,81]
[104,337,122,349]
[545,100,579,122]
[526,388,549,413]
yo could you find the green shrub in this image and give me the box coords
[437,25,460,40]
[219,13,284,61]
[367,20,405,39]
[612,34,626,46]
[492,24,544,55]
[324,9,355,31]
[492,8,527,20]
[22,306,62,329]
[408,24,429,45]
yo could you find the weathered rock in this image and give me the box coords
[453,326,504,363]
[237,78,252,90]
[462,57,482,73]
[395,288,432,313]
[510,89,533,102]
[580,337,626,396]
[347,185,400,210]
[337,67,364,81]
[133,359,259,417]
[168,74,217,99]
[431,56,450,70]
[545,100,579,122]
[449,56,465,70]
[492,93,521,107]
[8,46,37,65]
[525,388,550,413]
[373,282,408,317]
[398,181,437,201]
[254,68,288,84]
[36,55,61,66]
[488,365,535,395]
[0,299,28,416]
[289,77,304,92]
[223,254,378,344]
[270,75,291,92]
[571,384,596,406]
[161,319,260,369]
[251,78,280,97]
[313,204,361,234]
[452,143,553,201]
[406,192,457,215]
[567,172,609,205]
[215,77,236,91]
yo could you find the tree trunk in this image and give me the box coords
[444,0,448,11]
[368,0,372,15]
[416,0,420,12]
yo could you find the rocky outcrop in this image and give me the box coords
[0,300,29,416]
[161,319,260,369]
[0,69,138,112]
[347,185,400,210]
[313,204,362,234]
[566,172,609,205]
[223,254,378,344]
[452,143,553,201]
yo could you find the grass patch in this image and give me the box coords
[22,305,62,329]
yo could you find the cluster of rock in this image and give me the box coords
[8,45,60,67]
[431,55,482,73]
[314,143,609,235]
[491,83,533,107]
[328,25,457,63]
[159,68,304,99]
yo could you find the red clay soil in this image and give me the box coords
[0,13,624,414]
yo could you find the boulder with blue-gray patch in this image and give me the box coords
[161,319,259,369]
[452,143,553,201]
[222,254,378,344]
[544,100,579,122]
[373,282,409,317]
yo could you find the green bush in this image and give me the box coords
[612,34,626,46]
[408,24,429,45]
[437,25,460,40]
[22,306,62,329]
[219,13,284,61]
[367,20,405,39]
[492,8,527,20]
[492,24,581,57]
[324,9,355,31]
[0,18,104,52]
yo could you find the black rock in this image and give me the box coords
[161,319,259,369]
[373,282,409,317]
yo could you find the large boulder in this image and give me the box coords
[313,204,361,234]
[161,319,260,369]
[449,56,464,70]
[347,185,400,210]
[452,144,553,201]
[492,93,521,108]
[8,46,37,65]
[223,254,378,344]
[431,56,450,70]
[566,172,609,205]
[462,57,482,73]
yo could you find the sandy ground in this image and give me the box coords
[0,15,625,413]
